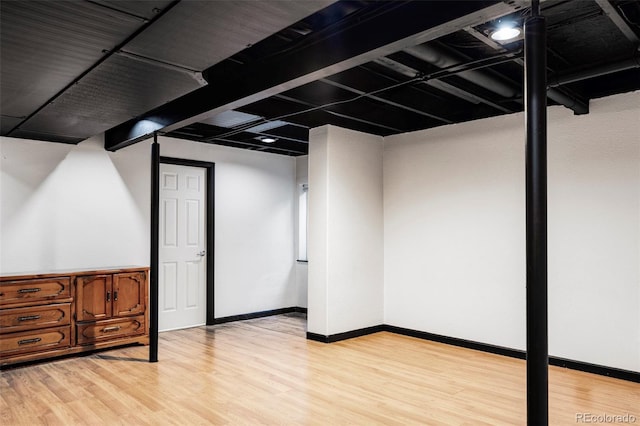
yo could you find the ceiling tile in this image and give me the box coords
[0,0,145,118]
[20,55,200,139]
[125,0,334,71]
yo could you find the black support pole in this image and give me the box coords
[149,134,160,363]
[524,0,548,424]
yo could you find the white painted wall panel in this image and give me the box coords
[139,136,298,318]
[0,134,298,319]
[308,125,384,336]
[295,155,309,308]
[0,135,148,272]
[384,91,640,371]
[307,131,329,334]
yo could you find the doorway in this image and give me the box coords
[159,157,214,331]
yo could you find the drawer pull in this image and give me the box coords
[18,337,42,345]
[102,326,121,333]
[113,291,118,301]
[106,291,111,302]
[18,315,41,322]
[17,288,41,294]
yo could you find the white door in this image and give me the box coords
[159,163,207,331]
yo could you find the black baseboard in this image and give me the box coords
[306,325,385,343]
[305,324,639,383]
[383,325,526,359]
[306,332,329,343]
[214,307,306,324]
[548,356,639,383]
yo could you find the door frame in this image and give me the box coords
[159,156,215,325]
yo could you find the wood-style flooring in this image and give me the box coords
[1,313,638,425]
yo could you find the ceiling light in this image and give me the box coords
[490,25,521,41]
[260,137,277,143]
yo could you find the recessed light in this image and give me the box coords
[260,137,277,143]
[491,25,521,41]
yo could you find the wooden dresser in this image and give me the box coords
[0,267,148,367]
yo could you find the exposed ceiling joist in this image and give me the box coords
[319,77,455,124]
[104,1,519,151]
[274,94,404,133]
[204,137,307,155]
[168,121,309,156]
[5,0,639,155]
[594,0,640,45]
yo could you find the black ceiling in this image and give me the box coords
[2,0,639,156]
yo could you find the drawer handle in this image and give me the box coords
[18,337,42,345]
[18,315,41,322]
[106,291,110,302]
[102,326,121,333]
[17,288,41,294]
[113,291,118,301]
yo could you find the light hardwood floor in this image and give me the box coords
[1,313,638,425]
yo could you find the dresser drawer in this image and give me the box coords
[0,326,71,356]
[0,278,71,305]
[77,315,144,345]
[0,303,71,334]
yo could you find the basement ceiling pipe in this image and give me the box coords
[548,56,640,87]
[373,56,513,111]
[404,43,519,99]
[406,42,589,115]
[544,56,640,115]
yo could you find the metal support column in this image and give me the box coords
[525,0,548,423]
[149,134,160,363]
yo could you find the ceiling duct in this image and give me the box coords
[404,43,519,99]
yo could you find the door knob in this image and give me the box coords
[197,250,206,257]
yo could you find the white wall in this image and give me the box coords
[308,125,384,335]
[0,135,148,272]
[384,91,640,371]
[295,155,309,308]
[0,134,299,318]
[159,137,298,317]
[308,131,330,334]
[546,93,639,371]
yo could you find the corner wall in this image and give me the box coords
[0,135,298,318]
[384,91,640,371]
[308,126,384,335]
